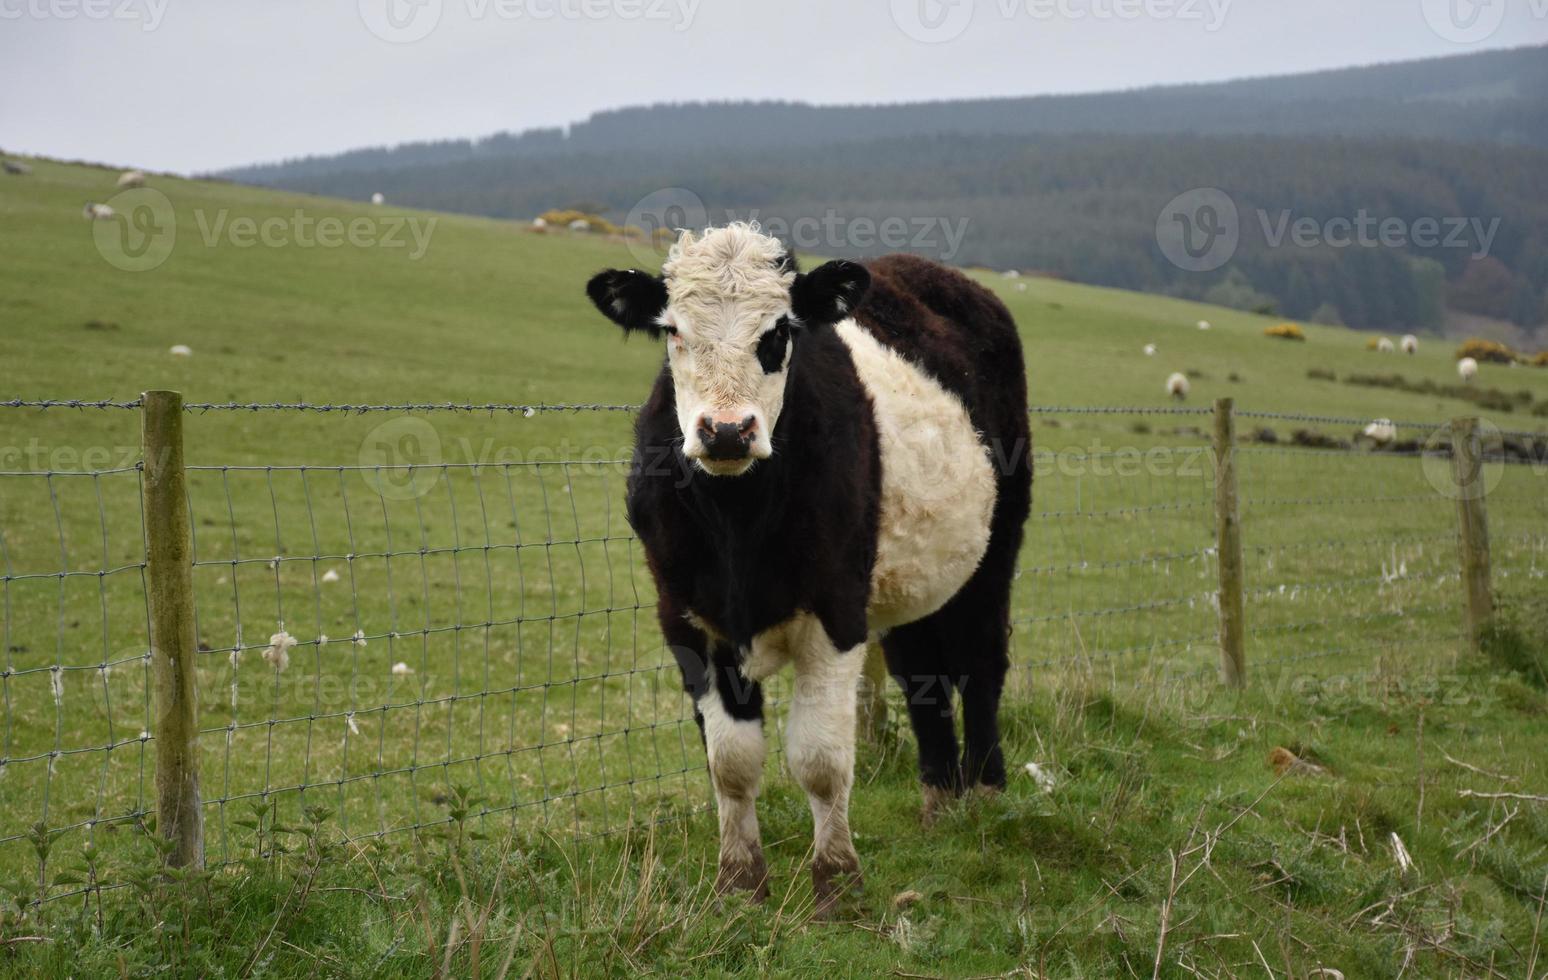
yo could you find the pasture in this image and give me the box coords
[2,158,1548,977]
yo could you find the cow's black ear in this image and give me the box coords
[586,269,669,337]
[791,260,869,328]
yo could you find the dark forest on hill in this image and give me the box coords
[221,45,1548,333]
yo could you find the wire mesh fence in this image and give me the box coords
[1,396,1545,903]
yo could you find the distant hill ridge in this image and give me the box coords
[219,45,1548,182]
[217,45,1548,335]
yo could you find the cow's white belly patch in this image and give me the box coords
[835,319,997,630]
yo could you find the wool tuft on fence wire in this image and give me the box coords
[1,393,1545,901]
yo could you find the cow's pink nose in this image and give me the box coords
[705,413,757,434]
[697,414,758,460]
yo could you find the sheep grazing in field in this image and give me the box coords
[371,192,385,205]
[1144,343,1157,357]
[1362,419,1397,446]
[3,160,31,176]
[116,170,145,189]
[1458,357,1479,383]
[1377,337,1396,353]
[1197,320,1211,331]
[532,217,548,229]
[1002,269,1021,279]
[81,202,115,220]
[568,218,590,232]
[1167,371,1190,400]
[1401,334,1418,355]
[169,345,193,357]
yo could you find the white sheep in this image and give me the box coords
[116,170,145,189]
[1458,357,1479,383]
[1002,270,1021,279]
[532,217,548,229]
[1401,334,1418,355]
[81,202,115,220]
[169,344,193,357]
[1377,337,1395,353]
[1362,419,1397,445]
[568,218,590,232]
[1167,372,1190,400]
[371,192,385,205]
[1197,320,1211,331]
[1143,343,1158,357]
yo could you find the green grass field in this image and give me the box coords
[2,157,1548,977]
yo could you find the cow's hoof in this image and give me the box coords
[812,857,862,919]
[920,783,958,826]
[715,852,770,903]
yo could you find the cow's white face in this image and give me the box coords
[657,227,798,475]
[586,224,869,478]
[659,298,792,475]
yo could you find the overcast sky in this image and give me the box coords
[2,0,1546,174]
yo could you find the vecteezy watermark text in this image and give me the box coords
[1156,188,1503,273]
[0,440,140,473]
[1421,0,1548,45]
[891,0,1231,44]
[1259,209,1499,260]
[992,0,1230,28]
[92,187,438,272]
[358,0,699,43]
[0,0,167,30]
[622,188,971,267]
[192,209,436,260]
[739,209,970,261]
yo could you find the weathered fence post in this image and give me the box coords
[1449,417,1493,651]
[858,642,889,740]
[1212,398,1247,688]
[141,390,204,868]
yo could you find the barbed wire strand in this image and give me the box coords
[6,396,1545,439]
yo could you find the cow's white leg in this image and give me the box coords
[786,619,865,914]
[699,681,768,900]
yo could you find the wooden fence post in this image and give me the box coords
[1449,418,1493,652]
[1212,398,1247,688]
[141,390,204,868]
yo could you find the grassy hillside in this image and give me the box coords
[6,157,1547,443]
[2,160,1548,977]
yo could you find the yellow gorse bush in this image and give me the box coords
[1455,338,1521,365]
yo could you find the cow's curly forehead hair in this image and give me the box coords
[660,223,795,343]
